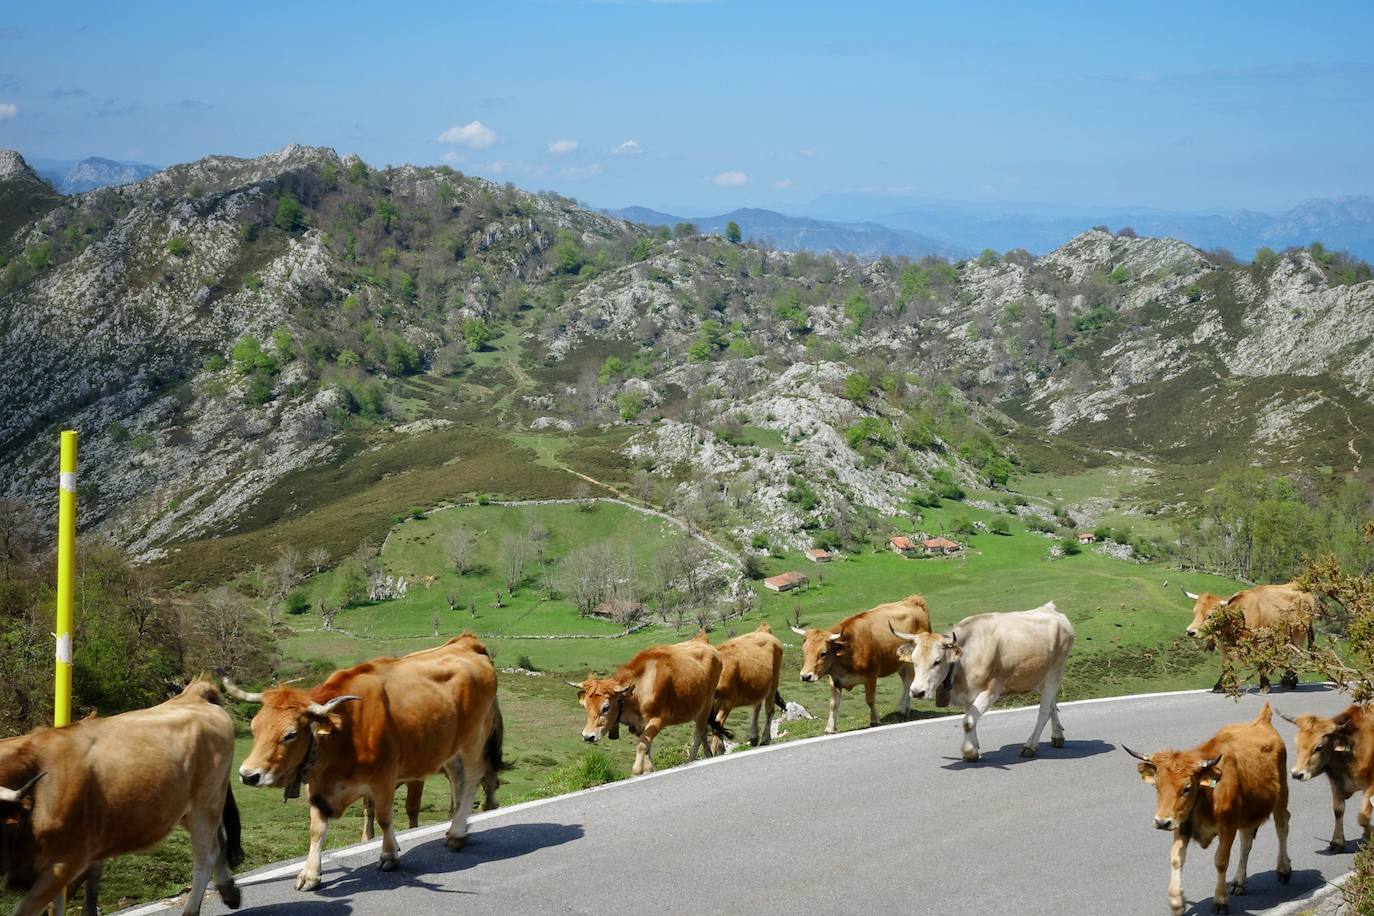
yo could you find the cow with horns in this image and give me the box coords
[791,595,931,734]
[0,679,243,916]
[1283,704,1374,851]
[569,631,727,775]
[891,601,1074,761]
[1181,583,1316,692]
[224,635,505,892]
[1125,704,1292,916]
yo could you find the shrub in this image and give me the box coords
[750,533,770,550]
[516,654,538,671]
[842,373,871,402]
[463,318,495,352]
[538,751,620,798]
[274,194,304,232]
[166,236,189,256]
[1058,537,1081,556]
[283,590,311,615]
[989,517,1011,536]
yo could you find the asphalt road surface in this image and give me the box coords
[122,686,1358,916]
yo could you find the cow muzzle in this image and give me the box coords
[910,687,925,699]
[1185,628,1199,637]
[1154,817,1173,831]
[800,673,816,683]
[239,767,270,788]
[1291,769,1313,781]
[582,733,599,744]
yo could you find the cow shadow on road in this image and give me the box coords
[1178,868,1324,915]
[939,739,1116,771]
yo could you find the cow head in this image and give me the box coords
[1124,746,1223,831]
[1182,588,1231,639]
[569,677,633,743]
[1287,712,1354,781]
[0,769,42,891]
[226,676,358,794]
[891,628,960,702]
[792,626,847,682]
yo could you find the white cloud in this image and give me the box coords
[610,139,642,156]
[708,170,748,188]
[0,102,16,120]
[799,148,816,158]
[774,178,794,190]
[436,120,497,148]
[558,162,603,179]
[548,138,579,155]
[441,151,463,164]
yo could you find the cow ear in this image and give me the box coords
[1196,754,1223,787]
[1137,763,1156,784]
[614,683,634,696]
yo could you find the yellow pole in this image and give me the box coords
[54,430,76,728]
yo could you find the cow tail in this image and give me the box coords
[708,715,735,742]
[774,691,787,712]
[221,784,245,870]
[481,699,508,811]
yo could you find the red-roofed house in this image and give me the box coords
[889,536,917,556]
[763,571,808,592]
[805,548,833,563]
[922,536,962,556]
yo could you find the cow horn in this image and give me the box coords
[1197,753,1223,771]
[217,671,264,704]
[1275,709,1299,724]
[827,631,844,642]
[789,625,807,636]
[888,622,921,643]
[306,695,360,717]
[1180,587,1199,601]
[564,680,584,690]
[0,772,44,803]
[1122,746,1153,763]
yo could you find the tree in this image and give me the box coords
[502,533,528,593]
[725,221,742,244]
[574,481,593,510]
[185,586,276,680]
[307,545,331,574]
[463,318,494,352]
[274,193,304,232]
[842,372,871,402]
[444,527,478,575]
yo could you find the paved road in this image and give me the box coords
[123,687,1357,916]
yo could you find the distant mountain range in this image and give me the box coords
[797,193,1374,261]
[600,205,965,260]
[31,156,159,194]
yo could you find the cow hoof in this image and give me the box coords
[1329,840,1345,853]
[218,881,242,910]
[1051,735,1065,748]
[962,749,980,762]
[446,834,469,851]
[378,855,398,872]
[1019,745,1037,758]
[1281,678,1299,691]
[294,872,321,892]
[1169,900,1184,916]
[1228,880,1245,895]
[823,728,836,736]
[1278,867,1292,885]
[1213,902,1229,914]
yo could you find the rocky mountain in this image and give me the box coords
[602,205,963,260]
[32,156,160,195]
[0,145,1369,562]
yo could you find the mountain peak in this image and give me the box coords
[0,149,42,183]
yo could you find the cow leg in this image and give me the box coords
[1258,671,1271,695]
[1167,833,1189,916]
[824,679,842,735]
[1212,827,1236,913]
[361,792,375,841]
[1022,671,1066,757]
[897,663,914,718]
[633,719,663,775]
[690,708,711,761]
[1358,788,1372,840]
[961,689,997,762]
[295,804,330,891]
[371,783,401,871]
[1228,827,1257,895]
[749,702,761,746]
[445,758,478,851]
[1273,786,1293,885]
[405,779,424,829]
[760,692,775,747]
[864,679,879,727]
[12,866,74,916]
[211,828,241,911]
[182,812,221,915]
[708,707,730,756]
[1280,668,1299,690]
[1330,780,1349,850]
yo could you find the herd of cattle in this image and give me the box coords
[0,580,1350,915]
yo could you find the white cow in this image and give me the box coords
[893,601,1075,761]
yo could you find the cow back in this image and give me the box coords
[325,635,498,783]
[1234,584,1316,639]
[837,596,931,679]
[625,639,722,728]
[716,629,783,708]
[1197,716,1287,831]
[952,606,1074,695]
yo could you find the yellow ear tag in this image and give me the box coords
[1199,776,1219,788]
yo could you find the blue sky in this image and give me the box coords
[0,1,1371,213]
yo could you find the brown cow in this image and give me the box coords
[791,594,930,734]
[569,631,727,775]
[709,621,785,754]
[1283,704,1374,851]
[0,679,242,916]
[1183,582,1316,692]
[226,634,504,891]
[1125,704,1292,916]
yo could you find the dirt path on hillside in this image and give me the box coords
[1345,406,1363,469]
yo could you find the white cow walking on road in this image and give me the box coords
[893,601,1075,761]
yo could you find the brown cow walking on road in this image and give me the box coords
[226,634,505,892]
[1284,704,1374,851]
[792,594,931,734]
[1183,582,1316,692]
[1126,704,1292,916]
[0,679,243,916]
[570,631,727,775]
[709,621,785,754]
